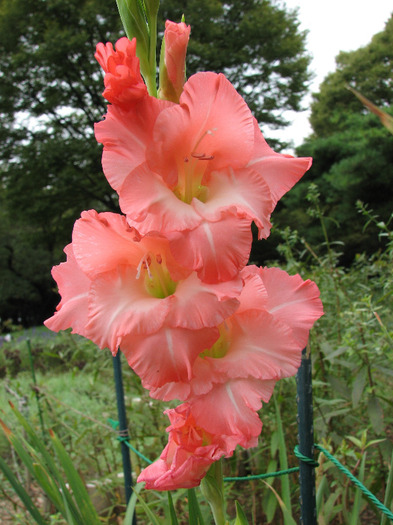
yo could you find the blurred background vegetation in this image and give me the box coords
[0,0,392,523]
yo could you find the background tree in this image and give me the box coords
[0,0,123,325]
[159,0,311,133]
[309,14,393,138]
[0,0,311,325]
[273,13,393,263]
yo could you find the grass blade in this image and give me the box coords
[0,456,47,525]
[188,488,205,525]
[262,480,297,525]
[132,489,163,525]
[8,403,65,483]
[49,430,101,525]
[380,450,393,525]
[167,491,179,525]
[32,462,65,514]
[274,396,293,522]
[234,500,249,524]
[349,452,367,525]
[2,411,83,524]
[123,482,145,525]
[347,85,393,134]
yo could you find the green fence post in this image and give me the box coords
[113,351,136,525]
[296,347,317,525]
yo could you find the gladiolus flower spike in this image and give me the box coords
[46,24,323,494]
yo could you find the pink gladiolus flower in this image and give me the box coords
[137,403,242,490]
[45,210,242,373]
[43,22,325,495]
[110,71,312,282]
[148,267,323,422]
[95,37,147,106]
[94,43,312,282]
[142,267,322,476]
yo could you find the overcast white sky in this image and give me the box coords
[268,0,393,152]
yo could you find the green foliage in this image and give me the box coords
[279,14,393,262]
[272,196,393,523]
[275,112,393,263]
[233,501,249,524]
[116,0,159,95]
[309,14,393,138]
[0,404,102,525]
[0,0,123,325]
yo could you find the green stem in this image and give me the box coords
[200,460,227,525]
[144,70,157,97]
[147,13,157,97]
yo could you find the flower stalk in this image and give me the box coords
[45,6,324,509]
[200,460,228,525]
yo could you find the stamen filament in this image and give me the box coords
[149,255,171,297]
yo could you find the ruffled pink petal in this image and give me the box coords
[44,245,90,338]
[259,267,324,347]
[72,209,189,282]
[147,72,255,185]
[168,214,252,283]
[94,97,172,192]
[72,210,143,278]
[120,163,202,233]
[148,381,192,402]
[95,41,115,72]
[147,357,213,402]
[248,119,312,209]
[137,443,217,490]
[201,311,303,384]
[190,378,276,447]
[167,272,242,329]
[236,266,268,313]
[85,265,175,353]
[192,167,274,235]
[121,325,219,390]
[138,403,237,490]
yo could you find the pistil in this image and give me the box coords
[173,128,215,204]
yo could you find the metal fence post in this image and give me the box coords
[113,351,136,525]
[296,347,317,525]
